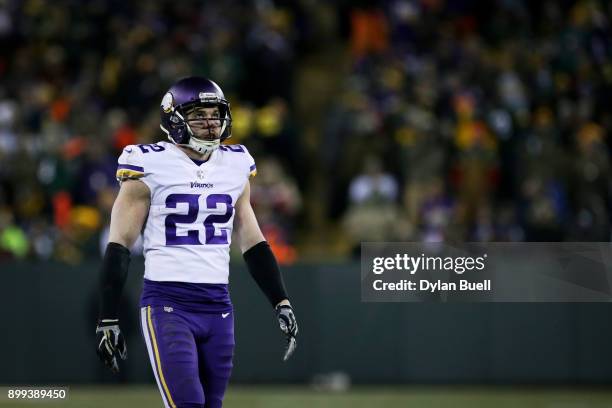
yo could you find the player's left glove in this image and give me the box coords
[275,304,298,361]
[96,319,128,374]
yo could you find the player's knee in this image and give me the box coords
[203,397,223,408]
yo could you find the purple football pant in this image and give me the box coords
[140,306,234,408]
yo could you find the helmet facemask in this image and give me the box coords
[180,104,227,154]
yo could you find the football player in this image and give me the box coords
[95,77,298,408]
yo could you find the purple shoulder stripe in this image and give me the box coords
[118,163,144,172]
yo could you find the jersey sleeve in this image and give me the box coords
[116,145,147,182]
[241,144,257,178]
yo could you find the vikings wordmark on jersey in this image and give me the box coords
[116,141,256,284]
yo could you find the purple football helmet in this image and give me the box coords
[159,77,232,154]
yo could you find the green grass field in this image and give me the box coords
[2,386,612,408]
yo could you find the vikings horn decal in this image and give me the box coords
[161,92,174,113]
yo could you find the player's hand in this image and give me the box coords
[275,304,298,361]
[96,319,128,374]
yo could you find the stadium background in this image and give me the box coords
[2,0,612,406]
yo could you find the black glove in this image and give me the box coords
[275,304,298,361]
[96,319,127,373]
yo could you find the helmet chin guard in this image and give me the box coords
[184,129,221,155]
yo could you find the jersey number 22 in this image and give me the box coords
[165,193,233,245]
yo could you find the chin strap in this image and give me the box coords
[187,136,220,154]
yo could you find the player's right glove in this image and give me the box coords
[96,319,127,374]
[275,304,298,361]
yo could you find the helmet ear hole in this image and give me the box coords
[169,113,181,125]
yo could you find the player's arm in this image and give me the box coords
[96,179,150,373]
[234,180,298,361]
[234,180,289,307]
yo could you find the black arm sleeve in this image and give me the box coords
[243,241,289,307]
[98,242,131,319]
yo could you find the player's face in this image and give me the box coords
[185,106,222,140]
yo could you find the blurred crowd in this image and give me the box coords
[0,0,611,262]
[332,0,612,253]
[0,0,307,262]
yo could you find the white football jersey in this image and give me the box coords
[116,141,256,283]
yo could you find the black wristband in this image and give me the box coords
[99,242,131,319]
[243,241,289,307]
